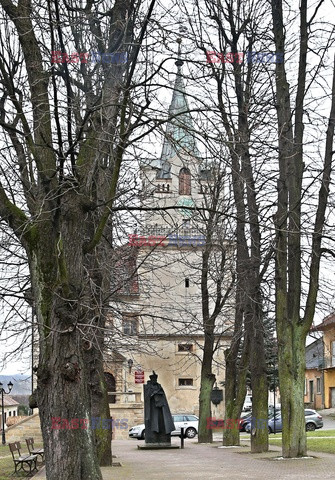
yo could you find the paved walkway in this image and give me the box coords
[33,437,335,479]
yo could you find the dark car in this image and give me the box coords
[245,409,323,433]
[239,407,281,432]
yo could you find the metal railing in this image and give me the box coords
[318,356,335,369]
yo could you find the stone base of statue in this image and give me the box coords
[138,433,180,449]
[138,443,180,450]
[138,419,179,450]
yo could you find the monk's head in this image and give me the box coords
[149,371,158,383]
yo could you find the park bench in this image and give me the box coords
[26,437,44,463]
[8,441,38,476]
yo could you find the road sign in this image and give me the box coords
[135,371,145,384]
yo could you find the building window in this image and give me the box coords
[178,343,194,353]
[317,377,321,394]
[178,378,194,386]
[122,314,138,335]
[9,411,11,417]
[179,168,191,195]
[156,183,170,193]
[332,341,335,367]
[309,380,314,402]
[13,411,16,416]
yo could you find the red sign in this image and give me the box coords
[135,371,145,384]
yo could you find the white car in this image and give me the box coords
[129,414,199,440]
[242,394,252,412]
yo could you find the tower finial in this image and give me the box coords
[175,37,183,71]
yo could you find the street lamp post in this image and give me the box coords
[0,381,13,445]
[273,370,276,434]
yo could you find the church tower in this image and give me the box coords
[108,42,231,427]
[137,40,210,243]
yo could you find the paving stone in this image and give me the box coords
[32,437,335,479]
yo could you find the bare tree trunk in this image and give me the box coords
[198,353,216,443]
[247,289,268,453]
[198,239,215,443]
[86,334,112,466]
[223,335,249,446]
[271,0,335,457]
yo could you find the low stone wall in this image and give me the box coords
[6,415,27,428]
[6,412,43,443]
[110,403,144,440]
[5,404,144,443]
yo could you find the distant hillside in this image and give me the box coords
[11,395,30,407]
[0,374,31,395]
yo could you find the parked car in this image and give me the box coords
[239,407,281,432]
[245,409,323,433]
[128,414,199,440]
[239,412,253,432]
[242,395,253,412]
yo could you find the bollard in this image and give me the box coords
[180,427,184,449]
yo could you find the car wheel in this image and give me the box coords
[306,423,316,432]
[141,429,145,440]
[268,427,272,434]
[185,427,197,439]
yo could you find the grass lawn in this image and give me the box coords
[0,443,43,479]
[0,456,18,480]
[269,430,335,454]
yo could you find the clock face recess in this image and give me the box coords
[176,197,195,218]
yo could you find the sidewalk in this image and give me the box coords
[33,437,335,479]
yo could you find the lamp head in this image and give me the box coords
[8,381,13,393]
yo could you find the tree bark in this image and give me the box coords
[198,342,216,443]
[247,290,268,453]
[271,0,305,457]
[277,330,306,457]
[0,0,157,475]
[31,188,103,480]
[222,335,249,446]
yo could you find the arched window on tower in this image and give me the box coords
[179,168,191,195]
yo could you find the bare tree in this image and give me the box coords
[181,0,276,452]
[271,0,335,457]
[0,0,157,478]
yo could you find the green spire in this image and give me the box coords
[157,39,199,178]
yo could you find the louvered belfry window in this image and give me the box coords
[179,168,191,195]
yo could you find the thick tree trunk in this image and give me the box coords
[86,343,112,466]
[222,324,249,446]
[249,355,268,453]
[198,337,215,443]
[37,326,103,480]
[84,251,113,466]
[222,351,247,446]
[249,367,268,453]
[247,287,268,453]
[277,329,306,457]
[31,189,103,480]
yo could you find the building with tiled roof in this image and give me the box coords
[311,313,335,408]
[0,395,19,431]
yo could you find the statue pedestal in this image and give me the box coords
[138,443,180,450]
